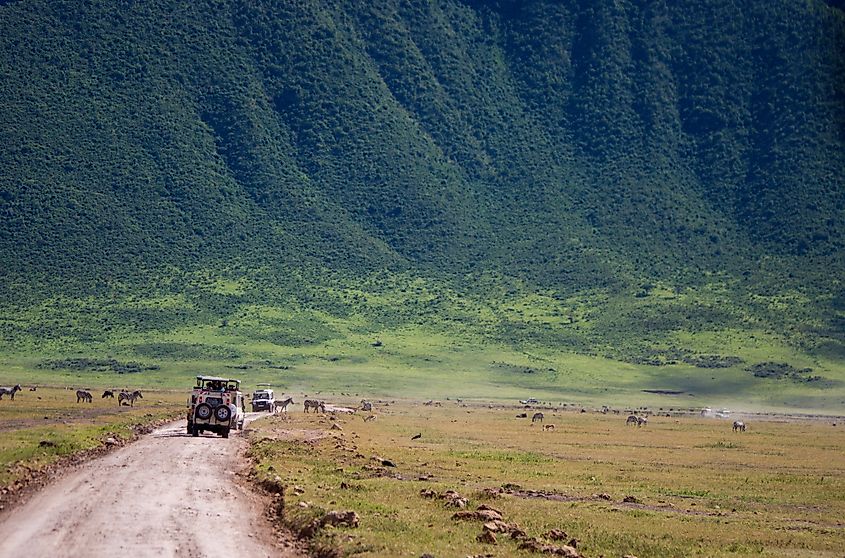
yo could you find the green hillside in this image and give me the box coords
[0,0,843,408]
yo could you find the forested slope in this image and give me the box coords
[0,0,842,368]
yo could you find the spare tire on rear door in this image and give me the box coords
[215,405,231,422]
[195,403,212,420]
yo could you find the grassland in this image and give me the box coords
[2,314,843,414]
[249,400,845,558]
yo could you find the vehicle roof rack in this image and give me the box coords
[196,375,240,384]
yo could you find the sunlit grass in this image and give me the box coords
[250,401,845,557]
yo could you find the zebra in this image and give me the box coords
[542,424,555,431]
[732,420,746,432]
[275,396,294,414]
[0,384,22,400]
[361,400,373,412]
[637,416,648,427]
[76,390,93,403]
[531,412,544,423]
[303,399,325,413]
[118,390,143,406]
[626,415,639,426]
[102,390,115,399]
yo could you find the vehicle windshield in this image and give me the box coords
[254,393,269,399]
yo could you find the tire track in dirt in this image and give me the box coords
[0,415,302,558]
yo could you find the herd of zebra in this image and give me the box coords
[75,389,143,406]
[301,399,375,414]
[524,408,747,432]
[2,383,755,434]
[0,384,145,406]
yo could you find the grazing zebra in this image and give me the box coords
[732,421,746,432]
[102,390,115,399]
[626,415,639,426]
[542,424,555,431]
[0,384,22,400]
[29,386,37,392]
[275,396,294,414]
[637,416,648,427]
[532,412,544,423]
[76,390,93,403]
[303,399,325,413]
[361,400,373,412]
[424,400,433,406]
[118,390,143,406]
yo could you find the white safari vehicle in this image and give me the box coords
[187,376,245,438]
[251,389,276,412]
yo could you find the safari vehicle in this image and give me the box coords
[187,376,245,438]
[251,389,275,412]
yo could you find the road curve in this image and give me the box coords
[0,414,297,558]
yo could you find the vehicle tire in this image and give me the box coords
[195,403,212,421]
[221,428,229,438]
[187,422,193,435]
[191,425,199,437]
[238,420,244,431]
[215,405,231,422]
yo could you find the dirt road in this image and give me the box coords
[0,414,298,557]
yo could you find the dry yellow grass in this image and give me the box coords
[250,400,845,557]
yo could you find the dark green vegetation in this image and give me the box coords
[0,1,843,407]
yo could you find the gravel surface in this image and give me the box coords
[0,414,299,557]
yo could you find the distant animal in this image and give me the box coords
[516,413,528,418]
[532,412,544,423]
[542,424,555,431]
[361,400,373,412]
[411,433,422,440]
[330,407,357,414]
[363,414,377,422]
[303,399,325,413]
[29,386,37,392]
[76,389,93,403]
[732,421,746,432]
[626,415,639,426]
[424,400,433,406]
[637,416,648,427]
[275,396,294,413]
[0,384,22,400]
[118,390,143,406]
[102,390,115,399]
